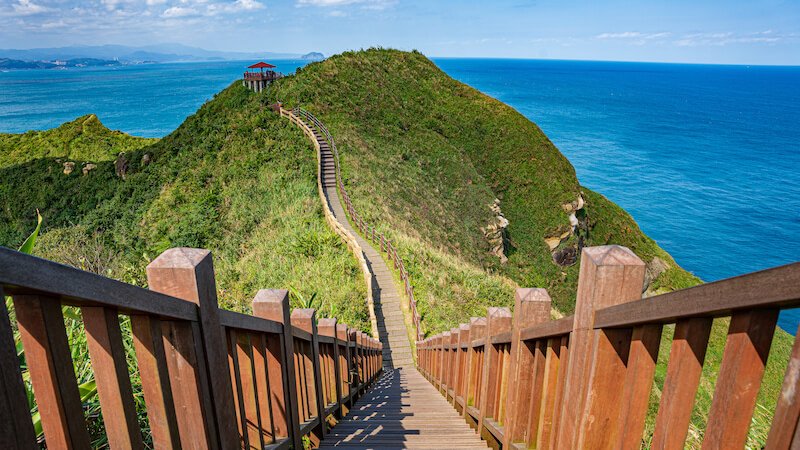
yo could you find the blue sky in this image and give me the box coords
[2,0,799,64]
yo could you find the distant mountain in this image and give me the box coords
[0,57,121,70]
[0,44,304,64]
[301,52,325,61]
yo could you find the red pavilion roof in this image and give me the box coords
[248,62,276,69]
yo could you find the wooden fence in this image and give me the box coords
[417,245,800,450]
[291,107,424,342]
[0,246,382,449]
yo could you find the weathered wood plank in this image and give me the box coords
[82,306,144,449]
[766,325,800,449]
[651,317,713,450]
[14,295,91,449]
[0,287,37,449]
[702,309,778,449]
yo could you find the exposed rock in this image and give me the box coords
[643,256,670,294]
[552,246,578,267]
[63,161,75,175]
[82,163,97,176]
[141,153,151,167]
[114,152,128,180]
[482,198,510,263]
[546,193,590,265]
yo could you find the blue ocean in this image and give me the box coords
[2,58,799,331]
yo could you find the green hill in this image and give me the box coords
[0,48,792,448]
[270,49,700,327]
[0,90,368,330]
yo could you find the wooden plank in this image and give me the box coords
[237,333,263,449]
[219,309,282,335]
[556,245,645,450]
[147,248,238,448]
[0,247,197,321]
[766,324,800,449]
[478,307,512,436]
[504,288,551,448]
[548,335,569,450]
[292,309,326,443]
[161,319,215,448]
[253,289,302,450]
[535,337,562,449]
[252,334,276,444]
[82,306,144,449]
[13,295,90,449]
[614,324,662,450]
[595,262,800,329]
[519,315,574,342]
[130,315,181,449]
[0,287,37,449]
[227,328,248,448]
[702,309,778,449]
[525,340,547,446]
[651,317,713,450]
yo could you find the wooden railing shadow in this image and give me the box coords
[418,245,800,449]
[0,246,383,449]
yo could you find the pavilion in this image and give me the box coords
[243,61,283,92]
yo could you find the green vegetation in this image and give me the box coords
[1,48,792,447]
[269,48,792,447]
[0,87,367,327]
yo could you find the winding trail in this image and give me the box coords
[308,123,414,368]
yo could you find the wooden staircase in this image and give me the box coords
[312,127,415,368]
[319,368,489,449]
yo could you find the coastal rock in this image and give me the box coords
[141,153,151,167]
[115,152,128,180]
[82,163,97,176]
[552,246,577,266]
[63,161,75,175]
[643,256,670,294]
[482,198,510,263]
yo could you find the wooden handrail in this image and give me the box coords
[290,107,424,343]
[0,246,383,449]
[417,245,800,449]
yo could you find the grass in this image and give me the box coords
[1,48,794,447]
[269,48,793,447]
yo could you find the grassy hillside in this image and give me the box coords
[271,49,699,325]
[0,87,368,329]
[268,48,792,448]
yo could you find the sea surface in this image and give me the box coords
[2,58,799,331]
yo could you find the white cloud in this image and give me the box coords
[674,31,784,47]
[207,0,264,15]
[162,6,197,17]
[296,0,395,10]
[11,0,49,15]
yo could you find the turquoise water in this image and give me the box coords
[1,58,799,331]
[0,60,308,137]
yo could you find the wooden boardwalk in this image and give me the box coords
[312,127,415,368]
[319,368,489,449]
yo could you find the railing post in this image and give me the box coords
[555,245,646,449]
[292,308,327,443]
[348,330,360,396]
[319,318,344,419]
[252,289,303,450]
[503,288,552,448]
[477,307,512,441]
[147,247,239,449]
[448,327,459,402]
[438,332,450,394]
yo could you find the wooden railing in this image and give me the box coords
[291,107,424,342]
[0,246,382,449]
[417,245,800,450]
